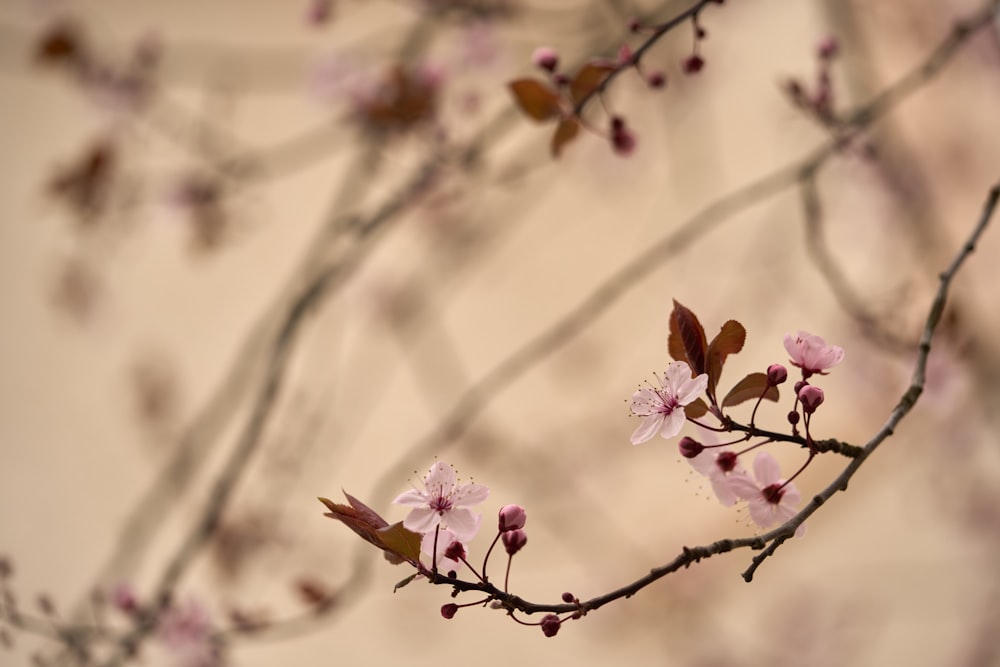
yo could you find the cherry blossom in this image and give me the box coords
[783,330,844,376]
[421,528,464,573]
[394,461,489,541]
[630,361,708,445]
[728,452,805,537]
[688,447,748,507]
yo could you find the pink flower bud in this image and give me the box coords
[817,36,839,61]
[682,54,704,74]
[441,603,458,619]
[610,116,636,156]
[646,71,666,89]
[798,385,825,414]
[627,18,642,33]
[532,46,559,73]
[307,0,333,26]
[787,410,800,425]
[561,592,576,603]
[540,614,561,637]
[498,504,527,532]
[679,436,703,458]
[617,43,634,65]
[502,528,527,556]
[767,364,788,386]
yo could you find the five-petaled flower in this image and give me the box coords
[729,452,805,537]
[394,461,489,542]
[783,330,844,376]
[688,447,748,507]
[630,361,708,445]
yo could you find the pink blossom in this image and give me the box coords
[689,447,748,507]
[393,462,489,541]
[783,330,844,375]
[728,452,805,537]
[421,528,464,573]
[156,598,222,667]
[630,361,708,445]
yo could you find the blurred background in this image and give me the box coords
[2,0,1000,665]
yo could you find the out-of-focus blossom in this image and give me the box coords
[783,331,844,376]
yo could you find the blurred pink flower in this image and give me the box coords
[729,452,805,537]
[783,330,844,375]
[394,462,489,541]
[156,598,223,667]
[689,448,748,507]
[630,361,708,444]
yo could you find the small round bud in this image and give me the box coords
[532,46,559,73]
[502,529,528,556]
[793,380,806,395]
[817,36,839,61]
[627,18,642,33]
[441,603,459,619]
[787,410,800,425]
[646,71,666,89]
[682,54,704,74]
[695,27,707,39]
[111,583,138,615]
[679,436,704,459]
[561,592,576,603]
[307,0,333,26]
[540,614,562,637]
[798,385,825,414]
[552,72,570,87]
[766,364,788,386]
[498,504,527,532]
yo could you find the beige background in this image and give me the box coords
[2,0,1000,665]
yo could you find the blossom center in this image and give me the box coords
[716,451,738,473]
[430,494,453,514]
[762,483,784,505]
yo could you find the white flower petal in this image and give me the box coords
[709,473,741,507]
[658,408,686,439]
[453,482,489,507]
[727,474,761,501]
[663,361,693,395]
[402,506,440,535]
[675,373,709,406]
[631,414,664,445]
[752,452,781,486]
[424,461,457,492]
[747,499,776,529]
[444,508,481,542]
[393,489,429,507]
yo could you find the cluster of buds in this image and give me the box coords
[509,1,726,158]
[783,36,840,125]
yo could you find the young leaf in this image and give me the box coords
[508,79,562,122]
[668,300,708,375]
[722,372,779,407]
[393,573,419,592]
[706,320,747,396]
[685,397,709,419]
[377,522,423,566]
[551,117,580,158]
[569,60,616,106]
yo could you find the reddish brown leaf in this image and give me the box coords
[569,60,617,106]
[668,300,708,375]
[685,397,709,419]
[551,117,580,158]
[706,320,747,396]
[508,78,562,122]
[377,522,423,566]
[722,372,780,408]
